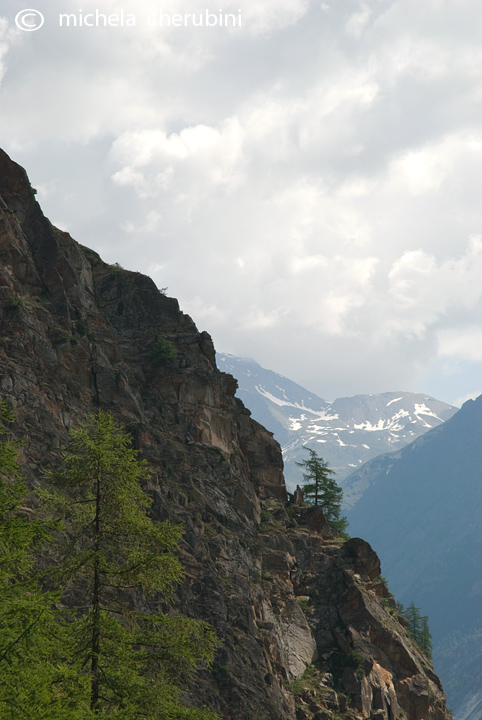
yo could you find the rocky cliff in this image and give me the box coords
[0,148,450,720]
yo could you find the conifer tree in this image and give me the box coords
[296,447,348,534]
[398,601,433,660]
[419,614,433,661]
[41,410,219,719]
[0,402,83,719]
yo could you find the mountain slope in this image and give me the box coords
[217,353,457,501]
[346,396,482,720]
[0,148,450,720]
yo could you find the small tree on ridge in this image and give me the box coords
[296,447,348,535]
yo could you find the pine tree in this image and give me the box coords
[398,601,433,661]
[403,601,422,639]
[41,410,219,719]
[296,447,348,534]
[419,614,433,661]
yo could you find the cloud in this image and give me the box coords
[438,326,482,362]
[120,210,162,234]
[1,0,482,404]
[241,0,309,35]
[111,117,245,197]
[388,135,482,196]
[345,3,372,39]
[0,18,10,84]
[387,236,482,338]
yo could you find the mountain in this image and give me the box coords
[216,353,457,503]
[0,147,451,720]
[346,396,482,720]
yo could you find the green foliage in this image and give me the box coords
[5,296,22,311]
[151,337,177,365]
[296,448,348,534]
[347,651,365,680]
[398,601,433,660]
[40,410,218,718]
[0,402,81,719]
[296,598,314,615]
[290,663,320,696]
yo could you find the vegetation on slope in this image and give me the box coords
[0,407,219,719]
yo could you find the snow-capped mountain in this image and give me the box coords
[216,353,458,502]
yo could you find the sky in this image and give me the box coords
[1,0,481,407]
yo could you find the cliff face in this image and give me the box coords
[0,148,449,720]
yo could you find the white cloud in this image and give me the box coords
[438,327,482,362]
[389,134,482,196]
[242,0,309,35]
[0,18,9,85]
[1,0,482,402]
[386,237,482,338]
[290,254,327,274]
[345,4,372,39]
[110,117,245,202]
[120,210,162,234]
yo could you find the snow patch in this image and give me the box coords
[307,424,329,433]
[414,403,442,424]
[354,409,410,432]
[255,386,330,415]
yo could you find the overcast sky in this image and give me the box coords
[1,0,481,406]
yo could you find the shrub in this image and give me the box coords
[6,296,22,311]
[151,338,177,365]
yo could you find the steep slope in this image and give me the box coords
[0,148,450,720]
[346,397,482,720]
[217,353,457,500]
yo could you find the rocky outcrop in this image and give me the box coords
[0,149,449,720]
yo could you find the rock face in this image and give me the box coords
[0,148,450,720]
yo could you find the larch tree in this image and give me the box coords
[398,601,433,661]
[0,401,83,719]
[296,447,348,535]
[41,410,219,719]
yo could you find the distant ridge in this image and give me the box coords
[217,352,458,501]
[346,394,482,720]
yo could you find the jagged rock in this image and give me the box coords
[342,537,381,580]
[293,485,304,505]
[0,149,450,720]
[280,600,319,679]
[304,506,331,536]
